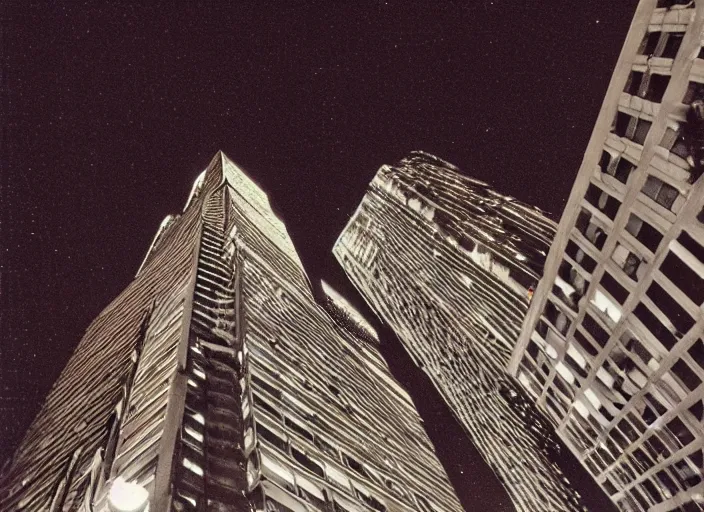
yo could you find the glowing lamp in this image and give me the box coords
[107,477,150,512]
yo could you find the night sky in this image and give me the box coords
[2,1,638,509]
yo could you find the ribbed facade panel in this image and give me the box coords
[334,152,590,512]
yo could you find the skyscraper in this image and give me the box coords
[508,1,704,510]
[0,152,463,512]
[333,151,593,511]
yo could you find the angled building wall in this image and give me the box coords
[509,1,704,511]
[0,151,462,512]
[333,151,593,511]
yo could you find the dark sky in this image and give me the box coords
[1,1,637,509]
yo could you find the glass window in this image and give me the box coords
[624,71,644,96]
[644,73,670,103]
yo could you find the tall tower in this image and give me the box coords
[0,152,463,512]
[333,151,598,511]
[508,1,704,510]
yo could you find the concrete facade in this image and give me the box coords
[509,1,704,510]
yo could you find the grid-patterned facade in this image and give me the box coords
[0,152,462,512]
[334,152,597,511]
[509,1,704,511]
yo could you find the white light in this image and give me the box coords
[182,457,204,477]
[184,426,204,443]
[574,399,590,419]
[191,412,205,425]
[108,477,149,512]
[545,344,558,359]
[192,367,206,380]
[515,252,527,261]
[244,428,254,449]
[590,290,622,324]
[555,362,575,384]
[584,388,602,410]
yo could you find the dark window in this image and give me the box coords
[614,157,636,184]
[689,400,703,421]
[662,33,684,59]
[617,419,640,443]
[634,302,678,349]
[564,353,588,379]
[647,435,671,459]
[527,340,540,360]
[660,252,704,304]
[611,428,630,451]
[253,394,283,421]
[313,435,337,457]
[553,373,575,400]
[656,182,679,209]
[625,214,663,253]
[632,448,654,473]
[600,272,629,304]
[671,360,702,391]
[646,280,695,334]
[257,423,288,452]
[683,80,704,104]
[613,111,633,137]
[291,447,324,478]
[602,479,618,496]
[689,339,704,370]
[585,183,621,219]
[343,453,369,478]
[671,132,689,159]
[617,246,644,281]
[642,404,659,425]
[633,119,652,145]
[666,417,695,447]
[629,488,649,511]
[544,300,570,335]
[645,73,670,102]
[624,336,656,369]
[599,150,613,174]
[574,328,599,356]
[639,31,661,56]
[582,313,610,347]
[252,374,282,400]
[656,470,678,496]
[625,71,644,96]
[658,0,696,6]
[677,230,704,264]
[565,239,597,272]
[284,417,314,442]
[673,458,702,487]
[642,176,679,209]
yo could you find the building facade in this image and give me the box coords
[508,1,704,510]
[0,152,462,512]
[333,151,597,511]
